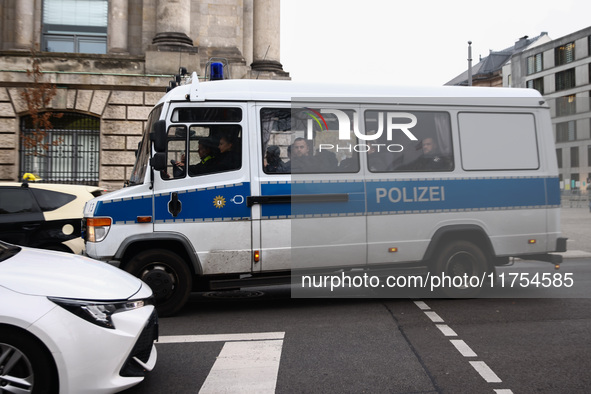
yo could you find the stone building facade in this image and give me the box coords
[0,0,288,191]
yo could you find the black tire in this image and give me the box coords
[433,240,491,298]
[0,327,58,394]
[125,249,192,317]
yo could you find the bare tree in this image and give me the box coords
[20,47,63,156]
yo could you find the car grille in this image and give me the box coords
[120,309,159,377]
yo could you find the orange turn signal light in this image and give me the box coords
[86,217,112,227]
[253,250,260,263]
[528,239,536,244]
[136,216,153,223]
[389,247,398,253]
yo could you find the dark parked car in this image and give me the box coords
[0,182,103,253]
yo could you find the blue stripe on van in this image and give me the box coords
[366,176,559,214]
[261,176,560,218]
[96,177,560,223]
[154,183,252,222]
[94,195,152,224]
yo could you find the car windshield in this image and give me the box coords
[0,241,21,262]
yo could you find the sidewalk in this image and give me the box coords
[559,206,591,259]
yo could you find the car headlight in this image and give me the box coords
[85,217,112,242]
[48,297,151,329]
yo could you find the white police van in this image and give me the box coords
[84,71,566,316]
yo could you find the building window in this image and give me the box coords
[570,173,579,190]
[556,148,562,168]
[556,95,577,117]
[555,42,575,66]
[42,0,108,54]
[556,121,576,143]
[570,147,579,168]
[555,68,575,92]
[20,112,100,185]
[526,77,544,94]
[527,53,543,75]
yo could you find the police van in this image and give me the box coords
[83,72,566,316]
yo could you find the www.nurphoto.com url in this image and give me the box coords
[300,272,575,292]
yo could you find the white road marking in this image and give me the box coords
[414,300,430,310]
[494,390,514,394]
[424,311,444,323]
[436,324,457,337]
[469,361,503,383]
[450,339,477,357]
[199,339,284,394]
[158,332,285,343]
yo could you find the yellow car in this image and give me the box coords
[0,182,103,254]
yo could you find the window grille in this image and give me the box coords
[20,112,100,185]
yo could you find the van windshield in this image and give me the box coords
[129,105,163,185]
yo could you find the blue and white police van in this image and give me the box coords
[83,71,566,316]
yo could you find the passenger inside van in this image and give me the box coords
[399,137,452,171]
[265,145,289,173]
[188,138,219,175]
[215,132,241,171]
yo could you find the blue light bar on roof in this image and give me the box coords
[210,62,224,80]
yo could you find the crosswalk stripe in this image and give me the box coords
[199,339,284,393]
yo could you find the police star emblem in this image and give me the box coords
[213,195,226,209]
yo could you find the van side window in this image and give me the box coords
[162,107,243,179]
[260,108,359,174]
[364,111,453,172]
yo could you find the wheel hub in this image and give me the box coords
[141,266,175,300]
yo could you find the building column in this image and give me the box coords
[251,0,285,74]
[108,0,129,53]
[14,0,34,50]
[152,0,193,47]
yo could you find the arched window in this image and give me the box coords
[20,112,100,185]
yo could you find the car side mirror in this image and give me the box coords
[150,120,167,153]
[151,152,167,171]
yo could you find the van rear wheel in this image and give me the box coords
[433,240,489,298]
[125,249,192,317]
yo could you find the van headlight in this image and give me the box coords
[48,297,149,329]
[85,217,112,242]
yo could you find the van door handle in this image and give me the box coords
[168,192,182,217]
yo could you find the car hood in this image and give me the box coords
[0,247,143,300]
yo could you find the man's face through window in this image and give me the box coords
[293,140,309,157]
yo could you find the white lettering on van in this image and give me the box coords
[314,109,418,141]
[375,186,446,204]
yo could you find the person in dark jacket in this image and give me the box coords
[265,145,289,173]
[188,138,219,175]
[215,133,241,171]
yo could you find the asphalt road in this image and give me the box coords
[123,258,591,394]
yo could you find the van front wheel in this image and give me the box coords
[125,249,192,317]
[433,240,490,298]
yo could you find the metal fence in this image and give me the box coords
[19,112,100,185]
[561,190,591,208]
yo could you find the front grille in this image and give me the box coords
[120,309,159,377]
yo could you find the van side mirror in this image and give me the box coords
[151,120,167,153]
[151,152,167,171]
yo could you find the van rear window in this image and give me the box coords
[458,112,539,171]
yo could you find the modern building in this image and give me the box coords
[445,33,551,87]
[509,26,591,193]
[447,26,591,193]
[0,0,288,190]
